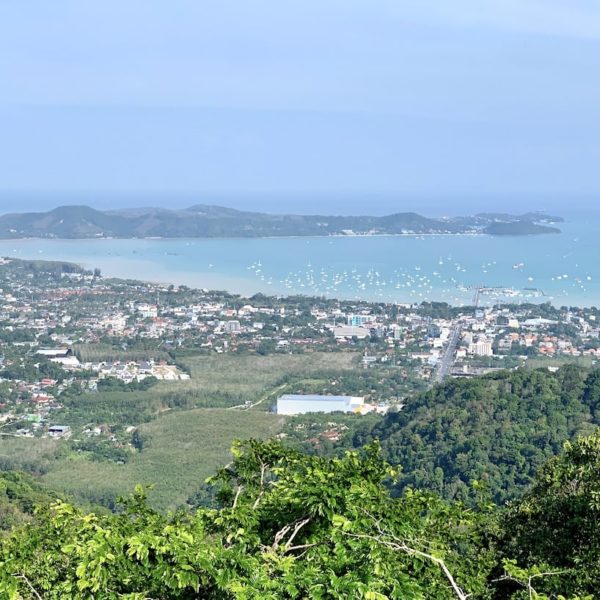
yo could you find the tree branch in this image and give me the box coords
[342,531,470,600]
[14,574,43,600]
[232,485,244,509]
[285,517,311,551]
[272,524,292,549]
[493,570,566,600]
[285,543,318,553]
[252,461,268,510]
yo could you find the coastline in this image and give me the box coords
[0,230,558,242]
[4,253,596,309]
[0,227,595,308]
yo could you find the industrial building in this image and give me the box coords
[276,394,365,416]
[332,325,369,339]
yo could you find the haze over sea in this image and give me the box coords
[2,1,600,306]
[0,196,598,307]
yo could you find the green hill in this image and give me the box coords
[0,471,61,532]
[349,365,600,503]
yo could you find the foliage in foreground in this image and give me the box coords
[498,429,600,598]
[2,432,600,599]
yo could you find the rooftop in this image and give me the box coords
[278,394,358,402]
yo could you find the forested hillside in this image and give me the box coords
[0,471,61,532]
[2,433,600,599]
[348,365,600,503]
[3,365,600,598]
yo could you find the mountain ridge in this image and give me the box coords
[0,204,562,239]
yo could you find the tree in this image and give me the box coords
[0,441,495,599]
[497,429,600,598]
[256,339,277,355]
[5,433,600,598]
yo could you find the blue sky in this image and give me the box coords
[1,1,599,213]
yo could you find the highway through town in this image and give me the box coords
[433,325,462,385]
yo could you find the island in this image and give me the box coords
[0,204,562,239]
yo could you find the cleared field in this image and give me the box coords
[158,351,358,407]
[55,352,359,428]
[73,343,171,363]
[42,409,283,511]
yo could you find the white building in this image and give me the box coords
[347,314,375,327]
[332,326,369,340]
[470,338,493,357]
[276,394,364,415]
[137,304,158,319]
[224,320,241,333]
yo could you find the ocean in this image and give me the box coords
[0,213,598,307]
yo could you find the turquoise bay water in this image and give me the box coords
[0,217,598,306]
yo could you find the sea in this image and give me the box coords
[0,210,599,308]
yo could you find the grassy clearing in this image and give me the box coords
[42,409,284,511]
[178,352,357,392]
[56,352,359,428]
[168,352,358,404]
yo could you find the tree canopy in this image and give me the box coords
[1,434,599,599]
[0,440,492,599]
[349,365,599,503]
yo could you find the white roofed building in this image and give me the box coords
[276,394,364,415]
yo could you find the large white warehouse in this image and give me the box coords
[276,394,364,416]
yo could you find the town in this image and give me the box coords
[1,258,598,443]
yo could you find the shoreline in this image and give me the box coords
[0,230,560,242]
[3,253,595,310]
[0,228,595,308]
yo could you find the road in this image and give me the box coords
[228,383,288,411]
[433,325,461,385]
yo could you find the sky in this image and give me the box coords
[1,1,599,215]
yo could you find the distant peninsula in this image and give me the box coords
[0,205,562,239]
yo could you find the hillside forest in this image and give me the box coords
[1,365,600,598]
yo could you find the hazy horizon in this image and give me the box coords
[2,2,600,209]
[0,191,597,219]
